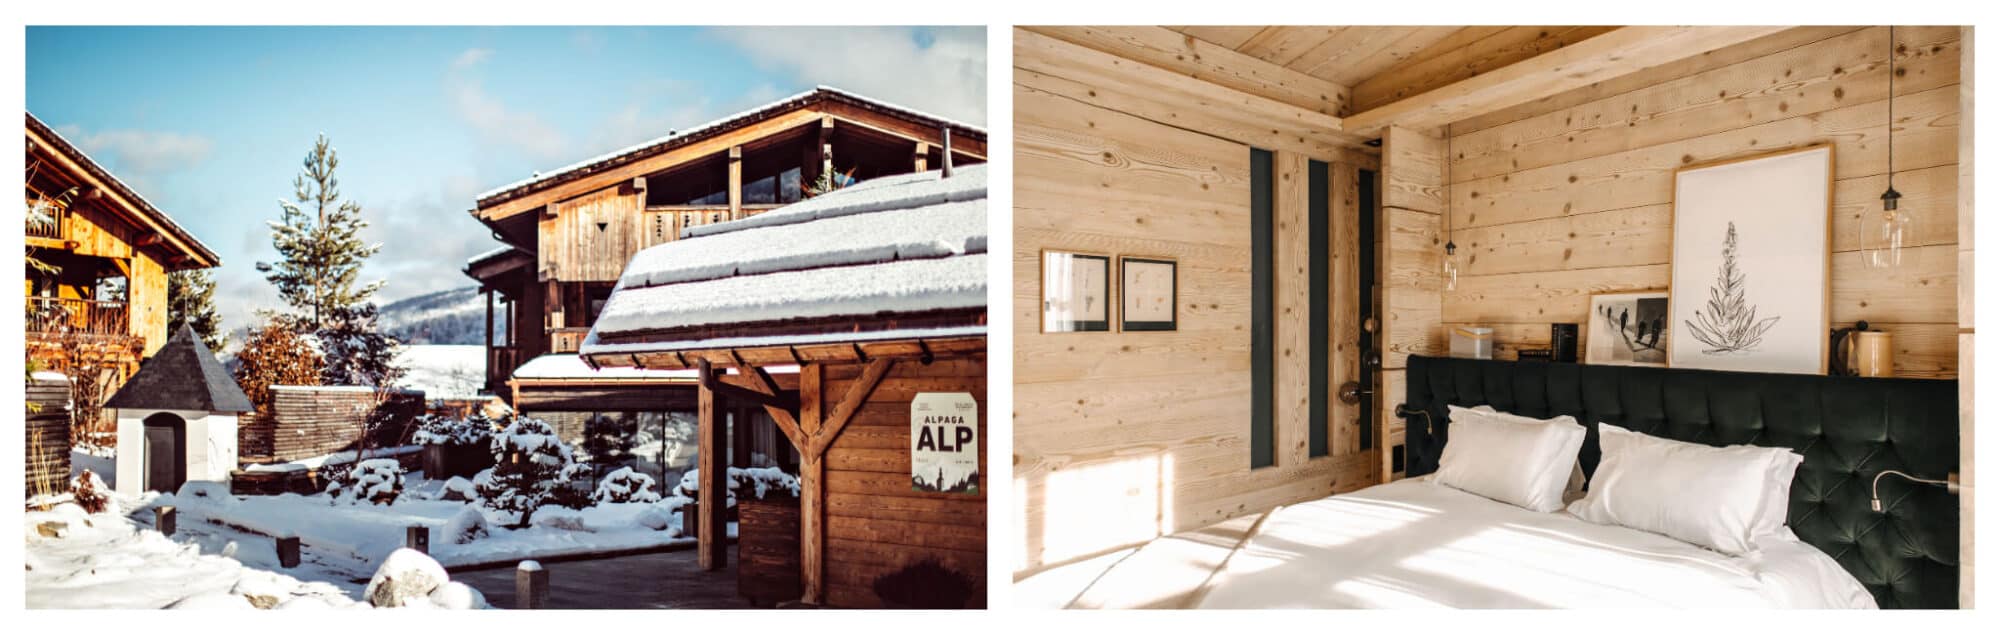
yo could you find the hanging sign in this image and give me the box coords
[910,392,979,494]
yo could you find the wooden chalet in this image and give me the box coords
[581,163,988,608]
[25,112,223,421]
[465,86,987,398]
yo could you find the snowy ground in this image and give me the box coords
[28,448,722,608]
[394,344,486,401]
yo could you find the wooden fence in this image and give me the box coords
[26,375,72,498]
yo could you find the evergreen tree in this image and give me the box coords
[313,302,404,387]
[167,269,226,352]
[257,134,385,329]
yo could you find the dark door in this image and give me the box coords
[142,414,186,492]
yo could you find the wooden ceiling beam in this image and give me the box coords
[1341,26,1791,138]
[1021,25,1351,116]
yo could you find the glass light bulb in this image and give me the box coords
[1863,208,1915,269]
[1442,249,1460,292]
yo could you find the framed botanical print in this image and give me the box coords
[1120,256,1177,331]
[1586,291,1670,367]
[1040,250,1110,332]
[1667,145,1832,374]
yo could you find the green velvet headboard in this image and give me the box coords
[1398,355,1960,609]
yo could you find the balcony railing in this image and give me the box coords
[26,212,66,241]
[488,345,522,390]
[25,297,129,337]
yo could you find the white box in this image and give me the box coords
[1450,327,1494,359]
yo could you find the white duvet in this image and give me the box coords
[1193,478,1875,609]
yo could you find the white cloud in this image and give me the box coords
[707,26,987,126]
[444,48,571,162]
[54,125,215,178]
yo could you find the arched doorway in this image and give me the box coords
[141,413,187,493]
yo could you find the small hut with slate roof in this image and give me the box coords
[106,325,255,495]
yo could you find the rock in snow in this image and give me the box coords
[364,548,450,607]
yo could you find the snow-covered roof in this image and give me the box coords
[465,245,524,269]
[26,112,221,268]
[475,86,986,206]
[582,165,987,358]
[512,354,798,381]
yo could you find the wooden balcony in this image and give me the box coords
[24,297,144,363]
[26,210,66,242]
[487,345,523,394]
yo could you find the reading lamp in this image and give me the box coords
[1870,470,1961,512]
[1393,404,1436,436]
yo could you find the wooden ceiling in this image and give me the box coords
[1162,26,1617,112]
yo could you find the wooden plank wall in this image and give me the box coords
[238,387,425,464]
[1014,26,1375,576]
[26,376,73,497]
[42,201,175,355]
[539,184,642,283]
[819,357,987,609]
[1437,26,1964,379]
[1375,126,1446,482]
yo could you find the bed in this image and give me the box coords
[1193,477,1873,608]
[1187,355,1959,609]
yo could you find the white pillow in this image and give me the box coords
[1567,424,1804,555]
[1471,405,1589,500]
[1434,405,1587,512]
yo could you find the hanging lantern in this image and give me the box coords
[1866,26,1915,269]
[1442,130,1460,291]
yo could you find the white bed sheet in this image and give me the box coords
[1193,478,1875,609]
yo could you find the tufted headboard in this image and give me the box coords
[1398,355,1960,609]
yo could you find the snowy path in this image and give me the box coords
[24,504,361,609]
[452,545,751,609]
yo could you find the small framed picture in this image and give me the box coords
[1120,256,1177,332]
[1585,291,1670,367]
[1041,250,1110,332]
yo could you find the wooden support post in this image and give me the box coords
[914,141,931,172]
[819,116,835,185]
[799,363,824,605]
[406,524,429,554]
[276,534,301,568]
[155,505,176,536]
[697,359,726,570]
[484,288,495,349]
[516,561,548,609]
[680,503,699,539]
[727,146,743,221]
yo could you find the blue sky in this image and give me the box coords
[26,25,987,332]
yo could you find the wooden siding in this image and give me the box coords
[818,357,987,609]
[238,387,425,464]
[26,375,72,497]
[1438,26,1964,380]
[539,185,643,283]
[1014,27,1374,576]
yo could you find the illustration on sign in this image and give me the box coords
[911,392,979,494]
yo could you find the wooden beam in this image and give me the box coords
[1342,26,1791,137]
[914,141,930,173]
[1020,25,1352,116]
[727,145,743,221]
[1015,29,1376,165]
[696,359,726,570]
[798,363,825,604]
[808,358,892,458]
[729,359,806,451]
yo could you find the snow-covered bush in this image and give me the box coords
[327,458,404,505]
[427,582,489,610]
[636,505,675,531]
[438,476,477,502]
[69,469,112,514]
[474,416,591,526]
[531,506,593,532]
[672,466,801,507]
[175,481,238,507]
[412,413,495,447]
[592,467,661,504]
[444,507,489,544]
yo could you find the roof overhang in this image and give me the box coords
[26,114,222,270]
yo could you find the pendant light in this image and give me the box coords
[1866,25,1915,269]
[1442,129,1460,291]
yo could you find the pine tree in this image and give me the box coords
[167,270,226,351]
[257,134,385,329]
[1684,222,1781,354]
[314,302,404,388]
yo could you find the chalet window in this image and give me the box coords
[746,175,778,205]
[779,167,802,204]
[1308,159,1330,458]
[1250,147,1274,469]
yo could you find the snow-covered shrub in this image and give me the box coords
[428,581,489,610]
[444,507,489,544]
[69,469,112,514]
[592,467,661,504]
[364,548,449,608]
[175,481,238,507]
[474,416,591,526]
[672,466,801,508]
[531,506,593,532]
[439,476,477,502]
[412,413,495,447]
[327,458,404,505]
[636,505,675,531]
